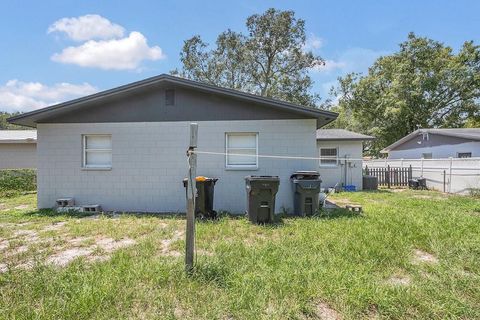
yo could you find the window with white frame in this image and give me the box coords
[82,135,112,168]
[319,147,338,166]
[225,133,258,168]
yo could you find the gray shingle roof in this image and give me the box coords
[381,128,480,152]
[316,129,375,141]
[0,130,37,143]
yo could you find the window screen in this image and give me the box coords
[226,133,258,168]
[320,148,338,166]
[83,135,112,168]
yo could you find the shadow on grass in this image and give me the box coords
[191,260,231,288]
[315,208,364,220]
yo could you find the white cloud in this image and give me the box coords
[51,31,165,70]
[48,14,125,41]
[312,48,389,74]
[312,59,347,73]
[0,80,98,112]
[303,34,323,51]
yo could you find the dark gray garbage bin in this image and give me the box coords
[290,171,322,216]
[245,176,280,223]
[183,177,218,219]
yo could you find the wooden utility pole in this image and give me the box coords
[186,123,198,273]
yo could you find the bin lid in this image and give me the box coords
[245,175,280,181]
[290,171,320,180]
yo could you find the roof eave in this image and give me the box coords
[8,74,338,127]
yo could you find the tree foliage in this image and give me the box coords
[331,33,480,155]
[0,112,26,130]
[173,8,323,106]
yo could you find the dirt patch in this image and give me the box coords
[67,237,91,246]
[391,189,406,193]
[412,249,438,265]
[13,229,39,243]
[47,247,93,267]
[386,274,411,286]
[47,237,137,267]
[42,221,67,232]
[158,230,183,257]
[365,304,380,319]
[0,239,9,250]
[4,245,28,257]
[14,205,30,210]
[314,302,342,320]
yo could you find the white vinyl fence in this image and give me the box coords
[363,157,480,194]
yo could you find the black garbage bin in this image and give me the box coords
[290,171,322,216]
[245,176,280,223]
[183,177,218,219]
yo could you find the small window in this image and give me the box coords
[422,132,429,141]
[320,148,338,166]
[165,89,175,106]
[83,135,112,168]
[226,133,258,168]
[457,152,472,158]
[422,153,432,159]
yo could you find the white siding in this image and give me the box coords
[316,140,364,190]
[37,119,317,214]
[0,143,37,169]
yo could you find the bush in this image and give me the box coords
[0,169,37,194]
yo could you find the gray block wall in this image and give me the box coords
[37,119,317,214]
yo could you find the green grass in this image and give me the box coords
[1,190,479,319]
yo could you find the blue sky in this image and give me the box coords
[1,0,479,112]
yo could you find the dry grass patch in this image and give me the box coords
[412,249,439,265]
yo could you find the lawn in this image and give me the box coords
[0,190,479,319]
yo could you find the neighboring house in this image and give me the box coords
[316,129,374,190]
[0,130,37,169]
[9,74,337,214]
[381,128,480,159]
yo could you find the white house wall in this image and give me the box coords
[37,119,317,214]
[0,143,37,169]
[316,140,364,190]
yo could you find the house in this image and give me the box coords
[381,128,480,159]
[316,129,374,190]
[8,74,338,214]
[0,130,37,169]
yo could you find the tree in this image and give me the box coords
[172,8,323,106]
[331,33,480,155]
[0,112,26,130]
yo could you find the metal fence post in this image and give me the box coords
[448,157,453,193]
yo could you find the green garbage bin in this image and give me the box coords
[183,177,218,219]
[245,176,280,223]
[290,171,321,216]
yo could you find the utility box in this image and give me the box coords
[183,176,218,219]
[363,175,378,190]
[245,176,280,223]
[290,171,322,216]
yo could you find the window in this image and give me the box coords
[82,135,112,168]
[226,133,258,168]
[457,152,472,158]
[320,148,338,166]
[422,153,432,159]
[165,89,175,106]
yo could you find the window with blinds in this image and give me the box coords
[319,147,338,166]
[225,133,258,168]
[82,135,112,168]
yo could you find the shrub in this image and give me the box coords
[0,169,37,194]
